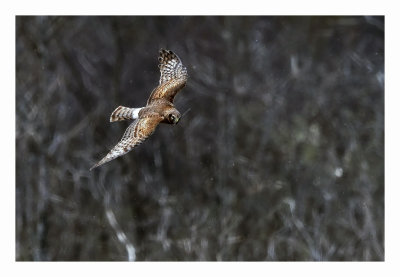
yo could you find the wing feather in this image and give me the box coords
[90,114,163,170]
[147,49,188,104]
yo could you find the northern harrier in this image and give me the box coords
[90,49,188,170]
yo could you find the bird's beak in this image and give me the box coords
[174,117,180,124]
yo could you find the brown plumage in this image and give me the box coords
[90,49,188,170]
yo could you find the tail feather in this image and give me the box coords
[110,106,142,122]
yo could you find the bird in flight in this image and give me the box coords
[90,49,188,170]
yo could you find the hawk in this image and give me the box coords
[90,49,188,170]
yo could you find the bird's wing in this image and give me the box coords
[147,49,188,105]
[90,113,163,170]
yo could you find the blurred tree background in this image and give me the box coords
[15,16,384,261]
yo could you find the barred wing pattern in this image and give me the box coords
[147,49,188,104]
[90,114,163,170]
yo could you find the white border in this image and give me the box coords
[3,1,398,277]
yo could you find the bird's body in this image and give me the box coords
[90,49,188,170]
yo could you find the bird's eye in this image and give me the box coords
[169,114,175,121]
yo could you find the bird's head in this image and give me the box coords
[167,110,181,125]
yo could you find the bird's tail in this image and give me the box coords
[110,106,142,122]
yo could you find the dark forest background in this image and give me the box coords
[16,16,384,261]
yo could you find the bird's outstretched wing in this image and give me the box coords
[90,114,163,170]
[147,49,188,105]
